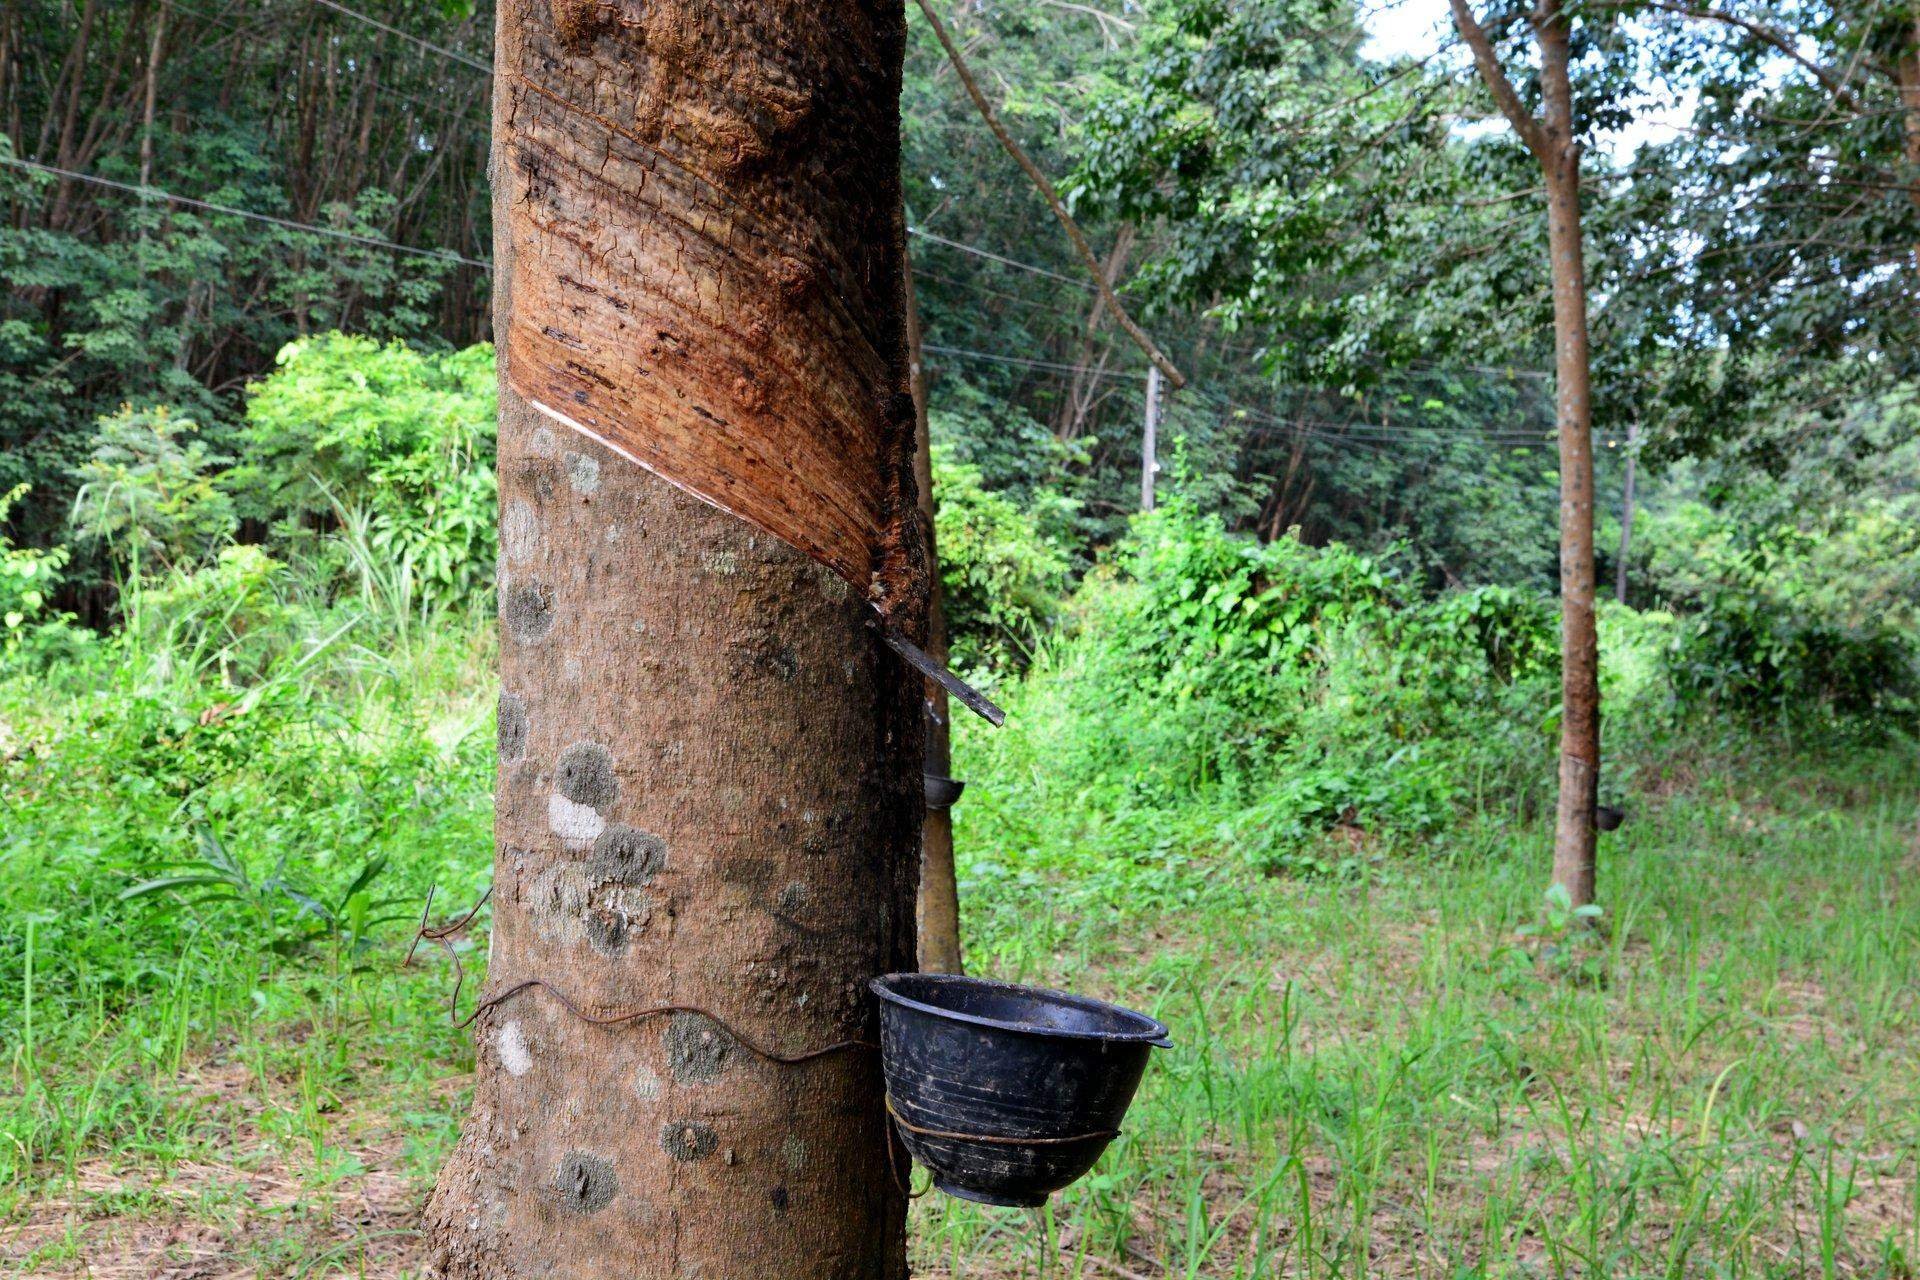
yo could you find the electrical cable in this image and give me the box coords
[1,155,490,268]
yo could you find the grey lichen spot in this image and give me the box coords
[556,741,617,812]
[497,693,528,763]
[566,450,601,494]
[529,426,559,457]
[502,498,540,565]
[661,1119,718,1162]
[774,881,809,916]
[591,825,665,886]
[665,1013,733,1085]
[766,644,799,682]
[553,1151,617,1215]
[584,908,628,955]
[504,580,555,643]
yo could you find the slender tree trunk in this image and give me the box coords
[1898,12,1920,273]
[1451,0,1599,906]
[137,4,163,193]
[906,254,964,974]
[1616,420,1638,605]
[422,3,921,1277]
[1537,14,1600,908]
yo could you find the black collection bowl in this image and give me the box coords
[923,774,967,810]
[871,972,1171,1207]
[1595,804,1627,832]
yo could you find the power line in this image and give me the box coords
[0,155,490,269]
[908,226,1091,291]
[922,342,1146,380]
[309,0,492,73]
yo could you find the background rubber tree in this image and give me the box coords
[421,2,922,1276]
[1447,0,1602,906]
[907,246,965,975]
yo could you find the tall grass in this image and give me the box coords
[1,511,1915,1276]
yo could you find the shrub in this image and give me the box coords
[68,404,235,576]
[1646,510,1920,721]
[0,484,70,645]
[230,335,496,605]
[933,444,1071,670]
[128,544,294,688]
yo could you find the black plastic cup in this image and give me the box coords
[871,972,1171,1207]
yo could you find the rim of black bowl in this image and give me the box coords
[871,972,1173,1048]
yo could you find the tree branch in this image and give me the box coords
[911,0,1186,388]
[1627,0,1862,112]
[1447,0,1551,157]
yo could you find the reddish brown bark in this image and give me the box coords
[496,2,927,627]
[421,2,922,1276]
[1451,0,1600,906]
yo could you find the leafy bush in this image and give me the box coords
[128,544,295,688]
[970,492,1562,853]
[0,483,69,643]
[933,443,1071,670]
[69,404,235,577]
[231,335,496,605]
[1401,585,1557,691]
[1667,590,1917,720]
[1089,489,1392,732]
[1645,508,1919,721]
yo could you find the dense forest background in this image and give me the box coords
[6,0,1913,645]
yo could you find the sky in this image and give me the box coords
[1361,0,1454,64]
[1360,0,1700,163]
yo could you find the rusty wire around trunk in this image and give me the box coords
[405,886,1121,1195]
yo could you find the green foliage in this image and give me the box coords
[932,443,1070,669]
[1643,502,1920,722]
[1100,489,1391,730]
[232,335,497,605]
[0,484,70,641]
[128,544,296,688]
[121,823,409,958]
[69,404,236,576]
[968,491,1581,869]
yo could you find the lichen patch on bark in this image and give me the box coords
[555,741,618,812]
[664,1013,733,1084]
[589,825,665,885]
[553,1151,618,1215]
[503,579,555,643]
[497,694,529,763]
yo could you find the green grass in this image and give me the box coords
[922,747,1919,1278]
[0,614,1915,1277]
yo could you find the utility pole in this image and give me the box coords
[1616,420,1638,604]
[1140,365,1162,512]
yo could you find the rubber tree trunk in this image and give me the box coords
[1450,0,1599,907]
[904,254,964,974]
[421,3,921,1276]
[1537,14,1600,909]
[1543,161,1601,905]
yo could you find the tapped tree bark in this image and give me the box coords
[422,2,922,1277]
[1450,0,1600,906]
